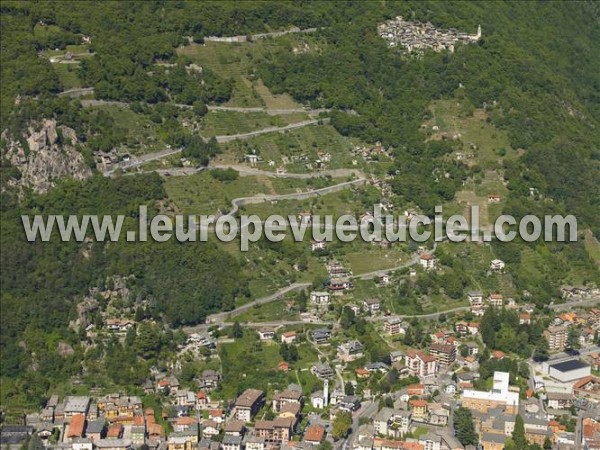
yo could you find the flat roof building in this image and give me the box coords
[548,359,591,383]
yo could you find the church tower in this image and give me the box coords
[323,379,329,407]
[476,24,482,40]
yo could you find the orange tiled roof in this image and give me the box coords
[410,399,428,408]
[67,414,85,438]
[133,416,145,426]
[304,424,325,442]
[176,416,197,426]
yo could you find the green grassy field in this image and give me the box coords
[176,40,268,107]
[176,36,317,109]
[424,98,516,168]
[254,79,302,109]
[85,105,168,155]
[52,63,82,90]
[164,171,342,215]
[218,330,320,400]
[165,172,273,214]
[240,185,367,219]
[225,76,265,108]
[200,110,309,137]
[218,124,364,172]
[33,23,62,39]
[584,230,600,265]
[234,298,301,322]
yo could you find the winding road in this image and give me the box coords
[204,27,320,42]
[214,118,325,143]
[103,120,327,175]
[223,177,365,217]
[203,282,311,325]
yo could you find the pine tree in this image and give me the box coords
[513,415,527,450]
[453,407,478,446]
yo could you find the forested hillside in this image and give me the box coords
[260,1,600,231]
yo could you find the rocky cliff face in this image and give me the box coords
[2,118,92,193]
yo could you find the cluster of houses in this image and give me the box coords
[543,310,600,352]
[308,291,383,316]
[466,291,527,317]
[10,385,337,450]
[378,16,481,54]
[14,394,168,450]
[324,261,353,292]
[352,142,392,163]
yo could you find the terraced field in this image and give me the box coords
[200,110,310,137]
[424,98,517,168]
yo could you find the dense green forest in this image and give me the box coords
[1,0,599,413]
[1,174,246,405]
[259,1,600,231]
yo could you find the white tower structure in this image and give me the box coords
[323,379,329,407]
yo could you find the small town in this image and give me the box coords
[3,276,600,450]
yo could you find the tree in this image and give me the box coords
[567,327,581,350]
[180,363,197,383]
[317,441,332,450]
[543,436,552,450]
[125,326,136,347]
[513,415,526,450]
[28,434,44,450]
[135,323,162,360]
[344,382,355,396]
[332,410,352,440]
[453,407,478,446]
[280,343,299,362]
[296,290,308,313]
[533,340,550,362]
[193,100,208,117]
[230,321,243,339]
[459,344,469,358]
[340,306,355,329]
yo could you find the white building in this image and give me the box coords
[490,259,505,271]
[419,253,436,270]
[547,360,591,383]
[310,291,331,309]
[462,371,519,414]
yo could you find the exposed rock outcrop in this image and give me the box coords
[2,118,92,193]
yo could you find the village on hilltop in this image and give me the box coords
[378,17,481,54]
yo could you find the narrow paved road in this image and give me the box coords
[104,147,183,176]
[369,306,471,322]
[103,121,327,175]
[225,178,365,217]
[208,164,362,180]
[76,94,353,116]
[349,253,421,280]
[57,87,95,98]
[81,99,128,108]
[207,106,357,116]
[204,27,319,42]
[214,119,324,143]
[345,401,378,450]
[548,296,600,311]
[202,282,311,325]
